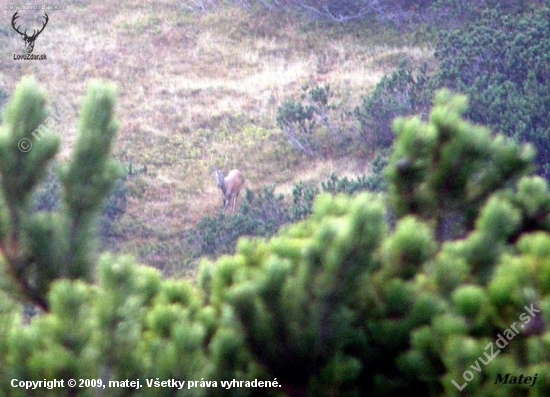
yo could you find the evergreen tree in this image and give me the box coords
[2,79,550,396]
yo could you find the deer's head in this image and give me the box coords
[11,11,49,54]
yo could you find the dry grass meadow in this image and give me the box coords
[0,1,433,277]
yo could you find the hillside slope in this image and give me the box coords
[0,1,432,275]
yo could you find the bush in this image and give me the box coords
[277,84,343,157]
[277,83,375,158]
[355,61,431,150]
[188,157,388,258]
[426,0,531,28]
[4,78,550,396]
[187,186,292,258]
[322,154,388,195]
[289,180,319,221]
[276,98,316,156]
[357,6,550,179]
[33,166,128,241]
[199,90,550,396]
[433,7,550,177]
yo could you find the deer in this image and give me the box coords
[11,11,49,54]
[214,168,245,214]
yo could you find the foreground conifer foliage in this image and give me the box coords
[1,80,550,396]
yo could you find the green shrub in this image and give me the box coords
[4,77,550,396]
[427,0,530,28]
[276,84,353,157]
[322,155,388,195]
[433,7,550,177]
[189,157,388,259]
[200,90,550,396]
[33,166,128,241]
[289,180,319,221]
[356,6,550,180]
[187,186,292,258]
[355,61,431,150]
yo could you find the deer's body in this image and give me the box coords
[216,169,245,214]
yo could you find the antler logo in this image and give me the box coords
[11,11,49,54]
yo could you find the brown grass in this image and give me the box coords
[0,1,433,276]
